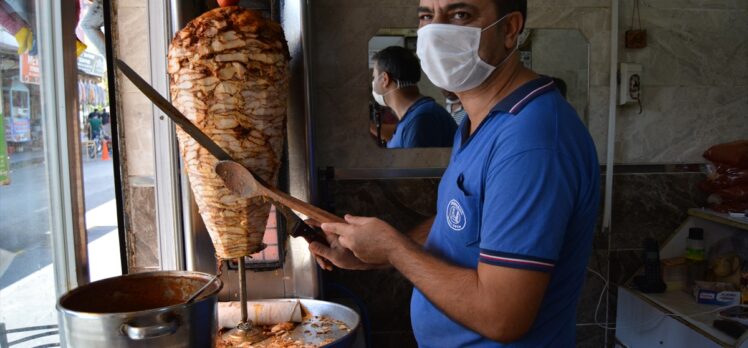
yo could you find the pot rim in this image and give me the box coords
[56,270,223,319]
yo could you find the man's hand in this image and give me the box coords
[321,215,407,265]
[306,219,381,271]
[308,230,374,271]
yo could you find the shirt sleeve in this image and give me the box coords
[478,149,578,272]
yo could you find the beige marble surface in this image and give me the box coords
[115,1,155,177]
[616,0,748,163]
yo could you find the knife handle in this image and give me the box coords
[295,225,329,247]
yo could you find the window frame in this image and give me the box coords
[40,0,92,294]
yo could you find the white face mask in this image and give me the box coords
[372,89,387,106]
[372,72,412,107]
[417,14,517,92]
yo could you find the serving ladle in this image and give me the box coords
[215,160,345,224]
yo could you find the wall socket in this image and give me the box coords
[618,63,643,106]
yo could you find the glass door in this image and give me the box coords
[0,1,97,346]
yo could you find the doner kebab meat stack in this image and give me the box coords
[167,7,289,259]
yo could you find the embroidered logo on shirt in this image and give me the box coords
[446,199,466,231]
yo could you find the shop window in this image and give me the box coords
[226,205,286,271]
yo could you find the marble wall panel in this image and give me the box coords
[126,184,159,272]
[120,91,155,177]
[616,0,748,163]
[617,86,748,163]
[114,1,154,177]
[608,172,707,254]
[112,0,159,272]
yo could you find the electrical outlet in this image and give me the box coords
[618,63,642,106]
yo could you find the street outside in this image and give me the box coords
[0,149,121,347]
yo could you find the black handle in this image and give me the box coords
[293,224,329,246]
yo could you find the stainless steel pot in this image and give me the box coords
[57,271,223,348]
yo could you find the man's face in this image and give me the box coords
[417,0,519,66]
[371,65,390,94]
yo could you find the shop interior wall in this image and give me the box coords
[310,0,746,347]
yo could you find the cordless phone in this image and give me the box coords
[634,238,667,293]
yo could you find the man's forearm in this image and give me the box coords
[388,235,503,340]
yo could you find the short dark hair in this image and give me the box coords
[495,0,527,31]
[372,46,421,85]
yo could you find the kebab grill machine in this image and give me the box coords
[167,1,359,347]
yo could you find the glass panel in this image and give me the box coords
[76,0,120,282]
[0,1,61,346]
[0,0,121,346]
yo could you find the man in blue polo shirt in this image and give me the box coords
[371,46,457,148]
[310,0,600,346]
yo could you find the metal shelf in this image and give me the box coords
[688,208,748,232]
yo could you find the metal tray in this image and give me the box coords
[227,299,360,348]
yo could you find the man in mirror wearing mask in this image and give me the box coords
[442,89,468,126]
[310,1,600,346]
[371,46,457,148]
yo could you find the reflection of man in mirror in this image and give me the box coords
[311,1,600,346]
[371,46,457,148]
[442,90,468,126]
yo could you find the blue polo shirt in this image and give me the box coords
[387,97,457,148]
[410,77,600,347]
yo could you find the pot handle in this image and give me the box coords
[123,319,179,340]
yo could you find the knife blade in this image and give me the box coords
[115,59,328,246]
[116,59,232,161]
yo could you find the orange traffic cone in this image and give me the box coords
[101,140,110,161]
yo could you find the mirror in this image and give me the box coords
[521,29,590,125]
[366,28,590,149]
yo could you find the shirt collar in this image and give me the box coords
[397,96,433,125]
[490,76,556,115]
[456,76,557,149]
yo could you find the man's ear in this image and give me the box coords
[504,12,524,50]
[380,72,392,89]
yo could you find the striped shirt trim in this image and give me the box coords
[479,250,555,272]
[509,80,556,114]
[488,76,557,115]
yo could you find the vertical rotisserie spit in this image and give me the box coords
[167,7,289,260]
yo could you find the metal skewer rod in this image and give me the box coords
[238,256,248,325]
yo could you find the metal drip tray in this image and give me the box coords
[217,299,360,348]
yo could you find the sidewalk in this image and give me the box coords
[8,150,44,169]
[0,198,121,347]
[7,144,101,170]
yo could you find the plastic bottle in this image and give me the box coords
[685,227,707,292]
